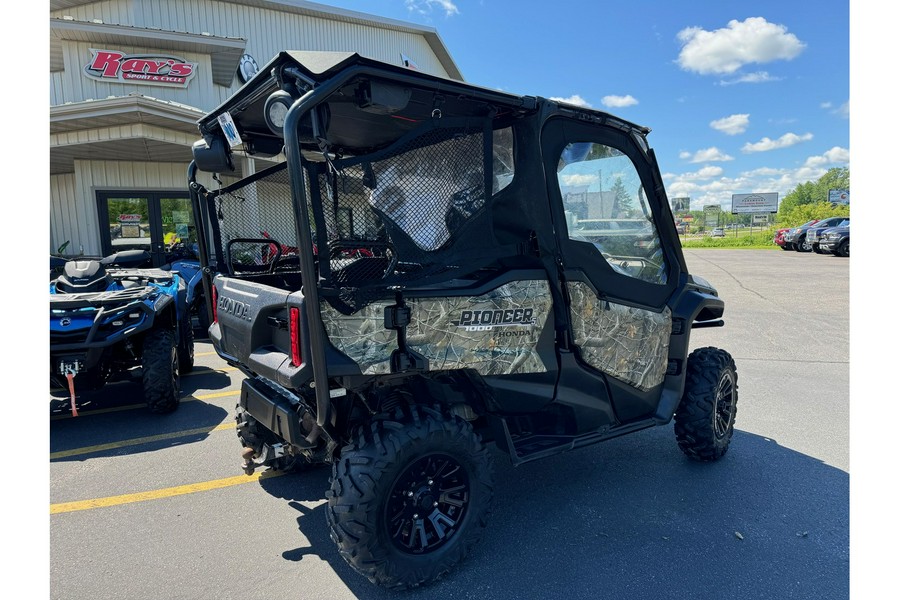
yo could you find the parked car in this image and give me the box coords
[807,218,849,253]
[773,227,792,250]
[780,219,819,251]
[710,227,725,237]
[818,223,850,257]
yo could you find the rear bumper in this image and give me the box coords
[239,377,315,448]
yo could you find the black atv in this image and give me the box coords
[50,249,194,415]
[188,51,738,589]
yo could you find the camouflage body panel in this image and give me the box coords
[321,280,552,375]
[321,300,397,374]
[567,281,672,391]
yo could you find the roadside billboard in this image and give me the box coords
[732,192,778,214]
[829,189,849,204]
[671,197,690,212]
[704,204,720,226]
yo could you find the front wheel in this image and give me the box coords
[795,236,811,252]
[836,240,849,257]
[142,328,180,414]
[674,347,738,461]
[327,405,494,590]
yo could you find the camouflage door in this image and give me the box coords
[542,118,681,421]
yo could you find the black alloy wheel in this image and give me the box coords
[713,369,737,440]
[385,453,470,555]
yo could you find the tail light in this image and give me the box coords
[211,284,218,323]
[289,306,302,366]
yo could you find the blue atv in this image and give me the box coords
[49,250,194,415]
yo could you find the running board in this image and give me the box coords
[501,418,658,466]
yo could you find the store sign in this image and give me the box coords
[118,214,143,223]
[732,192,778,214]
[84,49,198,88]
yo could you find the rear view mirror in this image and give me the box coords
[192,137,235,173]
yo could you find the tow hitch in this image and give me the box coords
[59,361,82,417]
[241,443,287,476]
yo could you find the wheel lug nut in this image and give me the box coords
[407,491,413,497]
[427,479,433,485]
[433,501,438,507]
[413,513,419,519]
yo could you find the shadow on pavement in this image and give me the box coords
[258,427,848,600]
[49,389,230,461]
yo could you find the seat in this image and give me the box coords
[55,260,113,293]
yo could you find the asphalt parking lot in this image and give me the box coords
[48,249,849,600]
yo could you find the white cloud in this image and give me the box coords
[682,147,735,163]
[742,132,813,153]
[719,71,782,85]
[549,94,592,108]
[680,166,725,180]
[710,113,750,135]
[601,94,639,108]
[676,17,806,75]
[820,102,833,109]
[803,146,850,168]
[561,173,598,187]
[405,0,460,17]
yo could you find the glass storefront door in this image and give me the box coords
[97,191,196,266]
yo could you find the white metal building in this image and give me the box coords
[49,0,462,264]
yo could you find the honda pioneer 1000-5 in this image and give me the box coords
[188,51,738,590]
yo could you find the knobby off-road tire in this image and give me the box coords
[142,328,180,414]
[326,405,494,590]
[674,347,738,461]
[178,317,195,373]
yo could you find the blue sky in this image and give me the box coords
[318,0,850,211]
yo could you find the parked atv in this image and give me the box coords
[50,249,194,415]
[189,51,738,590]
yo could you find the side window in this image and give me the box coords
[557,142,667,285]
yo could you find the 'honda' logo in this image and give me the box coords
[217,296,251,321]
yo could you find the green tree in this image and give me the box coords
[610,176,635,217]
[778,167,849,217]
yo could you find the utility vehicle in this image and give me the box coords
[188,51,738,589]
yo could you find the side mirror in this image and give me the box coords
[192,136,235,173]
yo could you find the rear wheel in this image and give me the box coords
[675,347,738,461]
[142,328,180,414]
[327,405,494,590]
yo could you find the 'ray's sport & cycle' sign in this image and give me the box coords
[84,49,198,88]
